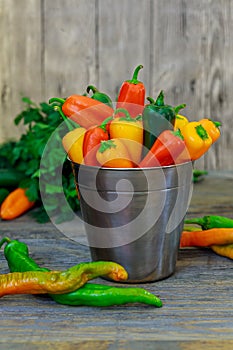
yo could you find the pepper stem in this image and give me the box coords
[113,108,131,120]
[195,124,209,140]
[213,121,221,128]
[155,90,165,107]
[127,64,143,84]
[86,85,99,95]
[49,97,66,104]
[146,96,155,105]
[0,237,11,248]
[53,106,76,132]
[174,104,186,114]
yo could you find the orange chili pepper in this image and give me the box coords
[50,95,114,129]
[180,228,233,248]
[0,188,35,220]
[0,261,128,298]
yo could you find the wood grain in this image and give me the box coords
[0,0,233,170]
[0,171,233,347]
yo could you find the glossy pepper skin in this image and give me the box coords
[174,114,189,131]
[181,122,212,160]
[139,129,186,168]
[198,118,221,144]
[49,95,113,129]
[116,65,145,117]
[0,237,162,307]
[82,117,111,166]
[142,91,186,152]
[0,188,35,220]
[0,240,128,298]
[86,85,113,108]
[110,108,143,165]
[96,139,134,168]
[62,127,86,164]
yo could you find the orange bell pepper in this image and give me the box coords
[198,118,221,144]
[0,188,35,220]
[96,139,134,168]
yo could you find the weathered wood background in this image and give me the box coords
[0,0,233,170]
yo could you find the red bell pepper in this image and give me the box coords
[139,130,187,168]
[116,65,145,117]
[83,117,112,166]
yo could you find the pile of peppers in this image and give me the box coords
[49,64,221,168]
[0,237,162,307]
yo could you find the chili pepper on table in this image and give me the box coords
[86,85,113,108]
[96,139,134,168]
[211,244,233,260]
[180,121,212,161]
[82,117,111,166]
[49,95,114,129]
[0,238,163,307]
[62,127,86,164]
[139,129,186,168]
[180,228,233,247]
[142,91,186,152]
[198,118,221,144]
[0,188,35,220]
[116,65,145,117]
[0,246,128,298]
[185,215,233,230]
[109,108,143,165]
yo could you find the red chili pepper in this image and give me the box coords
[139,130,186,168]
[49,95,114,129]
[83,117,112,166]
[116,65,145,117]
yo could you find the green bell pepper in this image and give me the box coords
[142,90,186,152]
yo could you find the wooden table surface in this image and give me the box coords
[1,170,233,349]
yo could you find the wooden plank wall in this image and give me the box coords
[0,0,233,170]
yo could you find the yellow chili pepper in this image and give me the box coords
[96,139,134,168]
[174,114,189,131]
[198,118,221,144]
[109,108,143,165]
[181,122,212,160]
[62,127,86,164]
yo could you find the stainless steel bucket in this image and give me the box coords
[71,161,193,282]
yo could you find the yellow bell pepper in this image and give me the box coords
[174,114,189,131]
[96,139,134,168]
[109,108,143,165]
[181,122,212,161]
[62,127,86,164]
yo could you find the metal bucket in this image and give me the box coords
[71,161,193,283]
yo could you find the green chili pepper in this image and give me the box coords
[142,90,186,152]
[86,85,113,108]
[0,237,162,307]
[52,283,162,307]
[185,215,233,230]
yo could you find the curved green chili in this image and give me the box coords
[0,238,162,307]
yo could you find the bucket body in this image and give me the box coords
[71,161,193,282]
